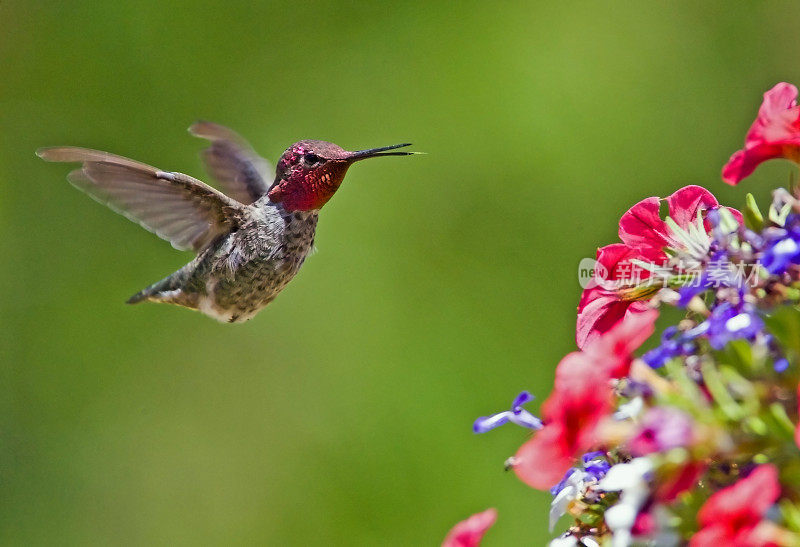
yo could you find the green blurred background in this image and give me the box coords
[2,2,800,544]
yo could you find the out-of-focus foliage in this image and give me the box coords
[2,2,800,545]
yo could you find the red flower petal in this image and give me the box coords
[655,461,706,503]
[576,295,642,350]
[546,352,614,435]
[795,418,800,452]
[576,244,653,349]
[619,185,723,257]
[689,525,730,547]
[665,185,719,228]
[752,82,799,143]
[514,352,617,490]
[442,508,497,547]
[579,185,736,348]
[618,196,668,259]
[584,307,658,378]
[693,465,780,545]
[519,312,655,490]
[631,509,656,537]
[513,424,574,490]
[722,82,800,185]
[722,145,785,185]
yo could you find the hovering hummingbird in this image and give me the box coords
[37,122,416,322]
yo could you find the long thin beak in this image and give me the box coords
[347,143,415,161]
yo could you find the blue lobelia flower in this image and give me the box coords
[761,224,800,275]
[548,452,611,531]
[473,391,543,434]
[704,302,764,350]
[643,326,696,368]
[676,250,741,307]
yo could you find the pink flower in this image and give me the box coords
[585,308,657,379]
[515,312,656,490]
[577,185,740,349]
[576,243,654,349]
[513,424,576,490]
[655,461,706,503]
[690,465,781,547]
[442,508,497,547]
[514,352,612,490]
[631,509,656,538]
[627,407,694,457]
[618,185,728,260]
[723,83,800,185]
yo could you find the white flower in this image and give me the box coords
[597,458,653,547]
[549,536,578,547]
[549,469,584,531]
[548,535,600,547]
[613,396,644,421]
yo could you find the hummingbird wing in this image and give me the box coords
[37,147,246,252]
[188,121,273,205]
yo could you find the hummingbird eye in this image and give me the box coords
[303,153,321,166]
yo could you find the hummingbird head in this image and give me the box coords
[267,140,414,212]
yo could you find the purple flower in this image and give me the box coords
[647,303,765,367]
[677,251,740,307]
[473,391,543,434]
[628,407,694,456]
[549,452,610,496]
[677,271,711,307]
[762,225,800,275]
[581,451,611,479]
[549,468,579,497]
[643,326,696,368]
[705,302,764,350]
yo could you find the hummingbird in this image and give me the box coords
[37,122,416,322]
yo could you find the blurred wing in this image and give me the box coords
[37,147,246,252]
[189,121,273,205]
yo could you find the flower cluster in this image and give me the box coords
[443,83,800,546]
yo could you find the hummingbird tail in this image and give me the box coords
[126,290,150,305]
[126,288,172,304]
[126,272,195,308]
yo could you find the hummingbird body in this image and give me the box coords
[130,203,318,322]
[38,123,414,322]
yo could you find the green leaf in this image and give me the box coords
[664,358,708,408]
[701,361,744,421]
[782,501,800,533]
[764,306,800,358]
[769,201,792,226]
[743,193,764,231]
[768,402,797,439]
[715,339,761,376]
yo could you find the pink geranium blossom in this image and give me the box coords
[690,465,780,547]
[655,461,707,503]
[515,311,657,490]
[585,308,657,378]
[723,83,800,185]
[442,508,497,547]
[576,243,654,349]
[618,185,728,260]
[627,407,694,456]
[514,352,613,489]
[577,185,735,349]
